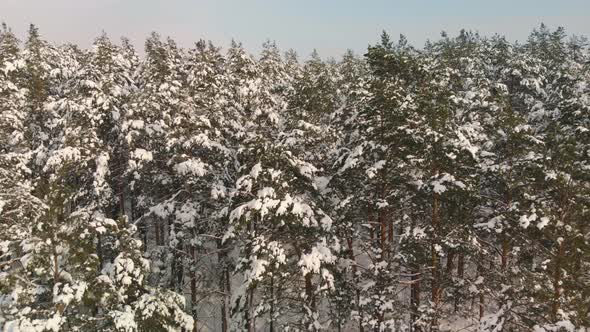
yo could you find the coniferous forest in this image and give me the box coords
[0,23,589,332]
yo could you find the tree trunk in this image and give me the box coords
[269,274,274,332]
[410,268,421,332]
[305,272,315,309]
[552,239,566,321]
[501,192,512,273]
[347,237,363,332]
[248,287,255,332]
[477,254,484,320]
[155,220,161,246]
[380,209,387,253]
[446,251,455,275]
[388,216,394,243]
[501,234,509,272]
[119,164,126,218]
[431,192,441,329]
[368,203,374,242]
[455,253,464,312]
[552,203,570,322]
[190,245,198,332]
[217,239,229,332]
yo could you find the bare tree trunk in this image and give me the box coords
[455,253,464,312]
[501,193,512,273]
[222,268,230,332]
[552,239,566,321]
[119,169,126,218]
[477,254,484,320]
[160,221,166,245]
[501,234,509,272]
[368,203,374,242]
[155,220,161,246]
[410,268,421,332]
[388,215,394,243]
[97,234,104,270]
[347,236,363,332]
[379,182,387,255]
[248,287,255,332]
[552,201,570,322]
[431,192,441,330]
[446,251,455,275]
[380,209,387,253]
[407,214,421,332]
[305,273,315,309]
[217,239,229,332]
[269,275,274,332]
[190,245,198,332]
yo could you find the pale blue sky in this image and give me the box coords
[1,0,589,58]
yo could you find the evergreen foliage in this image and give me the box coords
[1,24,589,331]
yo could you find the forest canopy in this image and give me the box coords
[0,23,589,331]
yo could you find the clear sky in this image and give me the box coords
[1,0,589,59]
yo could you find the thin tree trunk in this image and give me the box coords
[388,215,394,243]
[552,203,570,321]
[446,251,455,275]
[379,182,387,254]
[479,294,484,319]
[305,272,315,309]
[552,239,566,321]
[347,237,363,332]
[190,245,198,332]
[173,241,183,291]
[269,274,274,332]
[501,234,509,272]
[119,165,126,218]
[97,234,103,270]
[155,220,161,246]
[501,193,512,273]
[408,215,421,332]
[368,203,374,242]
[346,237,364,332]
[431,192,441,330]
[380,209,387,253]
[223,268,230,332]
[248,287,255,332]
[455,253,464,312]
[477,254,484,320]
[160,221,166,245]
[411,268,421,332]
[217,239,229,332]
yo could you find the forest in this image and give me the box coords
[0,23,589,331]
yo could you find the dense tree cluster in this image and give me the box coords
[1,23,589,331]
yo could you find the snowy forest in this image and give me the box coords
[0,22,589,332]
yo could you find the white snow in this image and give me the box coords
[174,159,207,177]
